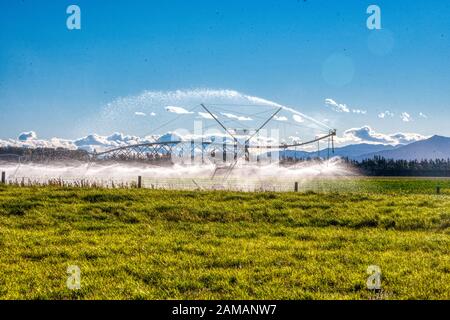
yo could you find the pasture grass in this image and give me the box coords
[0,179,449,299]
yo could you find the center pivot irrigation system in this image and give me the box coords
[92,103,337,171]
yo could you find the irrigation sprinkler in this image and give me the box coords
[1,171,5,184]
[294,181,299,192]
[137,176,142,188]
[81,103,337,185]
[436,185,441,194]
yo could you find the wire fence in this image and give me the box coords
[3,174,321,192]
[2,171,448,194]
[4,176,137,188]
[141,177,297,192]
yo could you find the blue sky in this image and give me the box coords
[1,0,449,143]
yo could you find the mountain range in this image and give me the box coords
[353,135,450,161]
[282,135,450,161]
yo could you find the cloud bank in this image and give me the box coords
[339,125,427,145]
[325,98,367,114]
[0,125,429,155]
[165,106,194,114]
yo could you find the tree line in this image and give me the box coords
[345,156,450,177]
[0,146,90,162]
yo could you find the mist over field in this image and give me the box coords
[0,157,357,191]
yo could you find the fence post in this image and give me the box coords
[294,181,298,192]
[1,172,5,184]
[436,185,441,194]
[137,176,142,189]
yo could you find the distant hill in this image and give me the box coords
[280,143,397,160]
[282,136,450,161]
[356,135,450,161]
[330,143,398,158]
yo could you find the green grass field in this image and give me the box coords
[0,179,449,299]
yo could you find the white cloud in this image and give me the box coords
[389,132,427,144]
[165,106,194,114]
[378,110,394,119]
[325,98,350,113]
[73,132,150,152]
[136,111,156,117]
[220,112,252,121]
[292,114,304,123]
[197,111,217,120]
[0,131,76,150]
[18,131,37,141]
[325,98,366,114]
[419,112,428,119]
[274,115,288,121]
[400,112,412,122]
[338,125,427,145]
